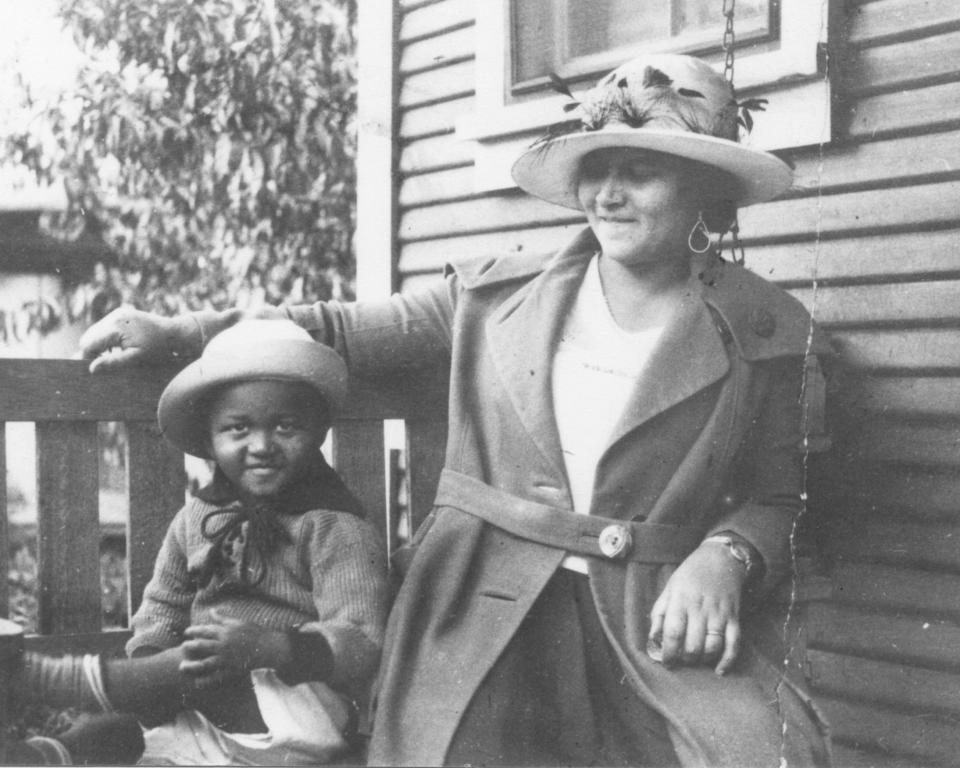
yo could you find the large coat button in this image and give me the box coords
[598,524,633,559]
[749,308,776,338]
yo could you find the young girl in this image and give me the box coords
[20,320,388,765]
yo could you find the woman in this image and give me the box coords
[81,54,832,766]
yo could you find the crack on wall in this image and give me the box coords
[777,2,831,765]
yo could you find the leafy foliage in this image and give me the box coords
[8,0,357,320]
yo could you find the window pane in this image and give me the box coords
[675,0,768,36]
[511,0,771,86]
[513,0,557,84]
[568,0,669,59]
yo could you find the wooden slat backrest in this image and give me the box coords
[331,420,388,544]
[0,360,172,636]
[405,418,447,535]
[0,359,448,645]
[36,422,101,634]
[0,427,7,621]
[125,422,188,615]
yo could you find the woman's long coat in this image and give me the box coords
[274,228,834,766]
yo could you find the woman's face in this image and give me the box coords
[577,148,702,268]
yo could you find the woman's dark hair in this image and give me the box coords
[694,164,739,234]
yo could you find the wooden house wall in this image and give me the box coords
[389,1,960,765]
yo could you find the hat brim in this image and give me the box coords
[157,340,348,459]
[511,128,793,209]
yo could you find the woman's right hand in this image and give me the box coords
[79,306,193,373]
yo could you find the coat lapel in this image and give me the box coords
[484,231,596,477]
[484,229,731,478]
[606,278,730,450]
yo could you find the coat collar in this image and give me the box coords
[484,228,731,474]
[607,279,729,449]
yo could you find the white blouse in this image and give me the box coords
[551,255,663,573]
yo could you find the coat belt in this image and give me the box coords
[435,469,703,564]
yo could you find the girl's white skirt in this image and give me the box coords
[137,668,352,766]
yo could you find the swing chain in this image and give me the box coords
[720,0,745,264]
[722,0,736,85]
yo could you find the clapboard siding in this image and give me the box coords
[400,25,474,73]
[847,80,960,139]
[842,29,960,96]
[399,58,473,109]
[787,280,960,327]
[388,2,960,765]
[847,0,960,48]
[400,131,473,174]
[400,165,474,206]
[398,223,582,275]
[831,329,960,371]
[818,695,960,766]
[399,0,472,44]
[808,603,960,671]
[789,130,960,196]
[401,95,474,139]
[828,465,960,521]
[746,229,960,285]
[829,564,960,616]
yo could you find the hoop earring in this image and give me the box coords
[687,212,711,254]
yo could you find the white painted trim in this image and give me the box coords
[458,0,831,193]
[356,0,397,300]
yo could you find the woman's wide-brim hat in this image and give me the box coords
[511,54,793,209]
[158,319,348,459]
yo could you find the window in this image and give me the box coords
[458,0,832,193]
[511,0,774,96]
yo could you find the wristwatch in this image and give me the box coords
[702,534,760,578]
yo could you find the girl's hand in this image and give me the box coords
[648,540,748,675]
[179,611,293,687]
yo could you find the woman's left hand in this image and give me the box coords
[179,611,293,687]
[648,541,748,675]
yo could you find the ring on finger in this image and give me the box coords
[706,630,724,637]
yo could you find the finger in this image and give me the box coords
[179,656,223,677]
[659,601,688,667]
[78,325,123,361]
[702,626,725,660]
[181,638,221,659]
[184,624,223,640]
[683,612,707,663]
[78,308,136,359]
[648,594,667,644]
[715,618,742,676]
[87,347,147,375]
[207,609,243,627]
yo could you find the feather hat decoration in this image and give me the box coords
[511,54,791,209]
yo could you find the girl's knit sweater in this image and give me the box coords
[126,461,388,695]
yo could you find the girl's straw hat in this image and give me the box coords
[511,54,792,209]
[158,319,347,458]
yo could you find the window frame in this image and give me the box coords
[456,0,832,193]
[509,0,777,97]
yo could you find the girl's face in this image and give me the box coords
[577,148,702,269]
[207,380,328,500]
